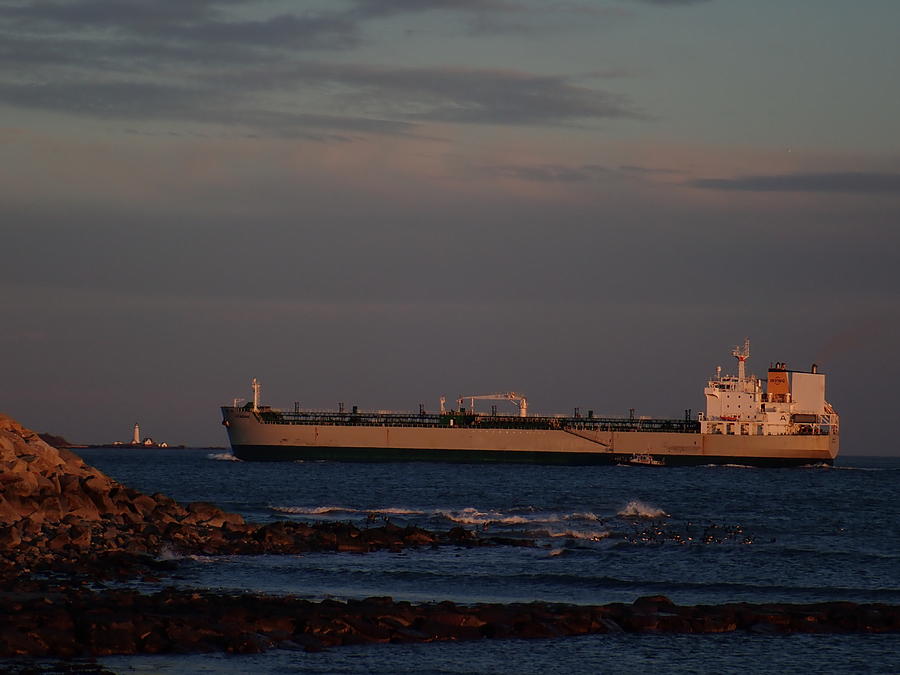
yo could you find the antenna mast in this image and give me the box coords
[251,378,261,412]
[731,338,750,382]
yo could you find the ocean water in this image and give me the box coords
[72,449,900,674]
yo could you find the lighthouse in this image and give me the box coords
[132,423,140,445]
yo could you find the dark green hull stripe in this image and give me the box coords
[230,445,830,467]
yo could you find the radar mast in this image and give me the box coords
[731,338,751,382]
[251,378,261,412]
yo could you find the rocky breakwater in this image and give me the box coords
[1,413,517,581]
[2,592,900,657]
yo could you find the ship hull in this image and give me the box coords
[223,409,838,467]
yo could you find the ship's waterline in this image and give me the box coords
[221,339,839,466]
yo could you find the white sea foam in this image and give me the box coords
[440,509,530,526]
[270,505,428,518]
[270,503,614,527]
[549,529,611,541]
[271,505,353,515]
[565,512,601,522]
[207,452,241,461]
[437,507,605,527]
[157,544,183,561]
[617,500,668,519]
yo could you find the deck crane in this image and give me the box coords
[456,392,528,417]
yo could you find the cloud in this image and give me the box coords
[689,171,900,194]
[0,81,218,120]
[618,164,682,175]
[0,0,227,29]
[360,67,640,125]
[349,0,523,19]
[0,3,361,52]
[629,0,713,6]
[0,0,613,49]
[213,62,641,126]
[468,161,685,184]
[0,80,418,140]
[479,163,615,183]
[0,59,636,135]
[0,0,640,137]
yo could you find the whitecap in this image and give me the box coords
[375,507,426,515]
[270,505,353,515]
[549,529,611,541]
[564,511,601,522]
[617,500,669,519]
[207,452,240,461]
[440,510,530,525]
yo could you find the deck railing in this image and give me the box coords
[244,409,701,434]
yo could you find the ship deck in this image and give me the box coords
[255,409,700,434]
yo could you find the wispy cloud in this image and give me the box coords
[0,80,417,140]
[306,64,641,125]
[348,0,524,19]
[0,61,638,136]
[0,0,638,138]
[472,161,678,183]
[480,163,615,182]
[690,171,900,194]
[628,0,713,6]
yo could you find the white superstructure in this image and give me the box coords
[699,339,839,438]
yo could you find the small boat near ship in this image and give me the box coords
[627,454,666,466]
[220,340,839,466]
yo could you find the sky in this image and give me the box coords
[1,0,899,454]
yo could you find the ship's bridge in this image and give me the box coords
[699,340,838,438]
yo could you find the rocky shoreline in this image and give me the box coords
[3,588,899,657]
[2,412,898,659]
[1,414,528,578]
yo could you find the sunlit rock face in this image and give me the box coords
[1,412,122,524]
[0,413,246,567]
[0,413,472,568]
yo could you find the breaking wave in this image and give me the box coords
[617,500,668,518]
[377,507,428,515]
[271,505,427,518]
[267,504,619,532]
[565,512,601,521]
[271,505,354,516]
[439,508,531,526]
[269,504,608,526]
[548,529,611,541]
[206,452,241,461]
[268,502,733,539]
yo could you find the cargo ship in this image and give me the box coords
[221,340,839,466]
